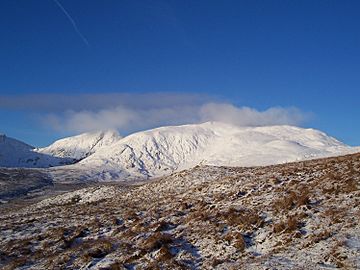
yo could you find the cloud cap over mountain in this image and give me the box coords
[0,93,309,134]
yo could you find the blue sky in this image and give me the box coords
[0,0,359,146]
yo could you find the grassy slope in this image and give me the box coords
[0,153,359,269]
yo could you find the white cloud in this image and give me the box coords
[41,102,308,134]
[43,104,201,133]
[0,92,308,134]
[199,103,307,127]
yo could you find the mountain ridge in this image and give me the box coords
[1,122,359,181]
[71,122,359,180]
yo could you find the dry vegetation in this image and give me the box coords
[0,153,360,269]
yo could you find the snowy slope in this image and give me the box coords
[0,134,71,168]
[2,123,359,179]
[0,130,121,168]
[36,130,121,161]
[70,122,358,181]
[2,152,360,269]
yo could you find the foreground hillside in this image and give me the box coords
[0,153,359,269]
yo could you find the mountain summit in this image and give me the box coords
[37,130,121,161]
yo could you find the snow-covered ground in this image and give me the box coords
[1,152,359,269]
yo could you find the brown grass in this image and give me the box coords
[272,188,310,213]
[142,232,174,251]
[220,207,263,230]
[273,216,300,234]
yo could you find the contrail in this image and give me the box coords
[53,0,89,46]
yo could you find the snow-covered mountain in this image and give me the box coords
[0,134,71,168]
[2,122,359,179]
[0,130,120,168]
[36,130,121,161]
[69,122,358,180]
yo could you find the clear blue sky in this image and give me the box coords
[0,0,359,146]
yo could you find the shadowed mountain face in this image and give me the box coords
[0,130,121,168]
[0,134,73,168]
